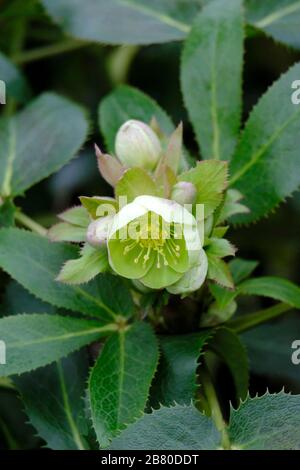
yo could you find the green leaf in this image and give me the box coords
[230,63,300,223]
[217,189,249,222]
[115,168,158,203]
[206,238,236,258]
[229,391,300,450]
[80,196,118,219]
[41,0,202,45]
[150,331,212,408]
[0,93,89,197]
[241,313,300,387]
[0,313,117,376]
[99,85,174,154]
[181,0,244,160]
[57,245,109,285]
[207,253,234,289]
[48,223,87,243]
[0,51,30,103]
[246,0,300,50]
[89,322,159,447]
[210,328,249,401]
[238,276,300,308]
[14,351,89,450]
[1,280,55,316]
[58,206,90,227]
[0,199,15,227]
[229,257,258,284]
[109,404,220,450]
[0,228,134,322]
[179,161,228,217]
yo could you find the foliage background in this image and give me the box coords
[0,0,300,449]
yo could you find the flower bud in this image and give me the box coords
[171,181,197,205]
[115,120,162,171]
[86,216,113,247]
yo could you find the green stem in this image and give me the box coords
[15,211,47,237]
[201,364,231,450]
[0,416,18,450]
[228,302,291,333]
[13,39,90,65]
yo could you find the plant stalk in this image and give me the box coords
[15,211,48,237]
[228,302,291,333]
[201,364,231,450]
[13,39,90,64]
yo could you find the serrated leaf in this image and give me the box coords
[210,327,249,401]
[206,238,236,258]
[0,51,30,103]
[230,63,300,223]
[48,222,87,243]
[181,0,244,160]
[115,168,158,203]
[89,322,159,448]
[242,313,300,388]
[1,280,55,316]
[179,161,228,217]
[150,331,212,408]
[109,404,220,450]
[218,189,250,222]
[80,196,118,219]
[0,228,134,322]
[0,314,117,376]
[207,253,234,289]
[57,245,109,285]
[0,93,89,197]
[229,392,300,449]
[14,351,89,450]
[58,206,90,227]
[238,276,300,308]
[246,0,300,50]
[99,85,174,154]
[41,0,202,45]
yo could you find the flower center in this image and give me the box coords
[121,213,182,269]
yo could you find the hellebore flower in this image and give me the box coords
[115,120,162,171]
[107,195,206,291]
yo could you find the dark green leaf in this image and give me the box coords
[0,228,134,322]
[246,0,300,50]
[1,280,55,316]
[0,314,116,376]
[151,331,212,407]
[89,322,159,447]
[229,391,300,449]
[239,276,300,308]
[0,93,89,197]
[0,199,15,227]
[181,0,244,160]
[42,0,202,45]
[14,351,90,450]
[210,327,249,400]
[230,63,300,223]
[110,404,220,450]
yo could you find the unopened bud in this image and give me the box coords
[86,215,113,247]
[115,119,162,171]
[171,181,197,205]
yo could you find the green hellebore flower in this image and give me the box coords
[115,120,162,171]
[107,195,204,291]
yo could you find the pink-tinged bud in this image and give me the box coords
[86,216,113,247]
[115,120,162,171]
[95,144,125,187]
[171,181,197,205]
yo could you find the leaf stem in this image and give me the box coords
[15,211,48,237]
[13,39,91,65]
[228,302,291,333]
[201,364,231,450]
